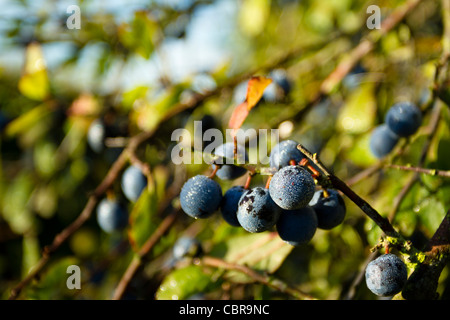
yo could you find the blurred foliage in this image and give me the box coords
[0,0,449,301]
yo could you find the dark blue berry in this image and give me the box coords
[121,165,147,202]
[212,142,248,180]
[263,69,291,102]
[309,189,346,230]
[269,140,304,169]
[342,64,366,90]
[369,124,399,159]
[173,237,202,260]
[221,186,246,227]
[237,187,281,233]
[180,175,222,219]
[276,206,318,246]
[385,102,422,137]
[87,119,106,153]
[365,254,408,297]
[96,198,128,233]
[269,165,315,210]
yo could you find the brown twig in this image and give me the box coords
[198,256,315,300]
[402,210,450,299]
[297,144,398,237]
[8,150,130,300]
[112,208,180,300]
[387,102,442,222]
[384,164,450,178]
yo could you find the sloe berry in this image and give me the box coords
[180,175,222,219]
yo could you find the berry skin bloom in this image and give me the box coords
[269,165,315,210]
[385,101,422,137]
[365,253,408,297]
[121,165,147,202]
[269,140,304,169]
[96,198,128,233]
[180,175,223,219]
[309,189,346,230]
[237,187,281,233]
[369,124,399,159]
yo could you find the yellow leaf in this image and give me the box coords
[18,43,50,101]
[246,76,272,109]
[228,76,272,137]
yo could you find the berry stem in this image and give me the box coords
[244,172,254,189]
[265,175,272,189]
[299,158,321,179]
[208,164,220,179]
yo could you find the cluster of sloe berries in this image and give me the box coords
[179,139,347,246]
[370,101,422,159]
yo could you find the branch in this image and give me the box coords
[297,144,398,237]
[384,164,450,178]
[401,210,450,299]
[9,37,333,299]
[198,256,316,300]
[112,208,180,300]
[387,88,443,223]
[290,0,423,126]
[320,0,422,94]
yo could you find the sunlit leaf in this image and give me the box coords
[5,103,53,138]
[209,232,293,283]
[156,265,216,300]
[246,76,273,109]
[118,11,159,59]
[239,0,271,36]
[337,82,376,134]
[228,76,272,136]
[18,43,50,101]
[127,184,158,250]
[25,257,81,300]
[22,235,40,278]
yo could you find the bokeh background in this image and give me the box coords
[0,0,449,300]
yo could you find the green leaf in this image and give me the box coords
[156,265,216,300]
[337,82,376,134]
[128,185,158,250]
[239,0,271,37]
[345,131,378,167]
[18,43,50,101]
[22,235,41,278]
[118,11,159,59]
[209,232,294,283]
[25,257,81,300]
[1,171,35,234]
[121,86,149,110]
[415,195,446,237]
[5,104,52,138]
